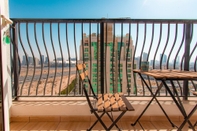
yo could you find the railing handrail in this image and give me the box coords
[10,18,197,23]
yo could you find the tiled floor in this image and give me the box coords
[10,120,196,131]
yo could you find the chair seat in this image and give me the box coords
[76,63,135,131]
[96,93,134,112]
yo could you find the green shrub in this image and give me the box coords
[60,78,77,95]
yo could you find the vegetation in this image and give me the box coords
[60,78,77,95]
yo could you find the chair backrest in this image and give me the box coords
[76,63,97,111]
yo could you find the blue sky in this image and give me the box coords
[9,0,197,19]
[9,0,197,63]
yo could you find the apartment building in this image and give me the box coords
[79,23,135,94]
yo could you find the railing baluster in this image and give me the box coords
[105,23,107,93]
[65,22,71,96]
[139,23,147,96]
[126,23,131,95]
[183,23,193,100]
[167,23,178,69]
[97,23,99,94]
[34,22,43,96]
[174,24,185,69]
[89,22,92,94]
[73,23,78,96]
[58,22,64,96]
[18,23,29,96]
[26,22,36,96]
[146,23,155,93]
[119,22,123,93]
[42,22,50,96]
[112,22,115,93]
[160,23,170,69]
[153,23,162,69]
[50,22,57,96]
[100,22,104,94]
[133,22,139,95]
[12,22,19,98]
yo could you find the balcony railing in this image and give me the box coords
[9,19,197,98]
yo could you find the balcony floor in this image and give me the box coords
[10,120,197,131]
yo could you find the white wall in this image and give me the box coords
[1,0,12,130]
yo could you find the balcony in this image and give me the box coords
[1,18,197,130]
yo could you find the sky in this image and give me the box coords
[8,0,197,63]
[9,0,197,19]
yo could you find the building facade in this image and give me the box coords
[79,23,135,94]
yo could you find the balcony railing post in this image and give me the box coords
[12,22,19,99]
[183,23,192,100]
[100,22,104,94]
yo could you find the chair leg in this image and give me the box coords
[106,112,121,130]
[88,111,126,131]
[108,111,126,130]
[88,112,107,131]
[194,121,197,126]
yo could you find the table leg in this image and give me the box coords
[131,74,176,127]
[162,80,195,131]
[178,105,197,130]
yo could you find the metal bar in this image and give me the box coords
[167,23,178,69]
[153,23,162,69]
[139,23,147,95]
[12,22,19,98]
[108,111,126,130]
[146,23,155,92]
[126,23,131,95]
[194,56,197,72]
[162,80,195,130]
[97,23,99,94]
[57,22,64,96]
[178,104,197,131]
[105,23,107,93]
[26,22,36,96]
[112,22,115,93]
[160,23,170,69]
[50,22,57,96]
[183,23,192,100]
[89,22,92,94]
[131,74,176,127]
[189,42,197,59]
[65,22,71,96]
[9,27,15,97]
[174,24,185,69]
[147,23,154,64]
[34,22,43,96]
[73,23,78,96]
[18,23,28,96]
[88,112,107,130]
[106,112,120,129]
[139,23,147,67]
[41,22,50,96]
[133,22,139,95]
[118,23,123,92]
[100,22,104,94]
[80,22,84,95]
[177,80,183,95]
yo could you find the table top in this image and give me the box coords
[133,69,197,80]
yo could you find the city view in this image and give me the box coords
[16,22,197,96]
